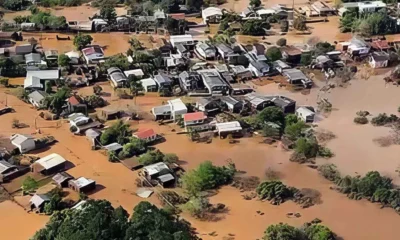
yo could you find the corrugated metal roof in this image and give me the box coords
[216,121,242,133]
[35,153,66,170]
[143,162,169,176]
[157,173,175,183]
[134,129,156,139]
[10,134,33,146]
[30,194,50,208]
[70,177,95,188]
[183,112,206,122]
[0,160,16,174]
[103,143,123,152]
[28,90,48,103]
[52,172,74,184]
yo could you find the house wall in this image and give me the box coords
[18,140,36,153]
[249,65,261,77]
[184,119,205,126]
[33,162,66,175]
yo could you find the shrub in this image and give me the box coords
[371,113,399,126]
[280,20,289,32]
[266,46,282,61]
[100,120,132,145]
[0,77,9,86]
[318,146,334,158]
[181,161,236,196]
[276,38,287,47]
[304,224,336,240]
[284,121,309,141]
[107,150,119,162]
[354,116,369,125]
[295,137,319,159]
[262,124,281,139]
[264,223,304,240]
[318,164,340,181]
[137,150,164,166]
[256,181,297,205]
[181,196,210,219]
[163,153,179,164]
[301,53,313,66]
[285,114,299,127]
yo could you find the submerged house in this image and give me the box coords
[215,121,243,138]
[153,74,172,90]
[215,43,234,60]
[202,7,223,23]
[25,53,46,70]
[10,134,35,153]
[31,153,67,175]
[28,90,48,108]
[197,69,230,95]
[151,98,187,121]
[296,106,315,123]
[195,97,226,115]
[140,78,158,92]
[195,42,216,60]
[132,129,158,143]
[282,68,313,88]
[143,162,175,187]
[369,51,389,68]
[0,160,19,182]
[52,172,74,188]
[183,112,207,127]
[69,177,96,193]
[30,194,50,212]
[248,61,270,77]
[280,45,302,63]
[107,67,127,88]
[81,45,105,64]
[220,96,244,113]
[24,70,60,90]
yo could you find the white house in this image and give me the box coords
[68,113,90,127]
[28,90,48,108]
[202,7,223,24]
[215,121,242,137]
[140,78,158,92]
[124,69,144,79]
[168,98,188,121]
[24,70,60,90]
[339,1,386,16]
[107,67,127,88]
[10,134,35,153]
[170,35,194,48]
[369,52,389,69]
[65,51,80,64]
[248,61,270,77]
[296,107,315,123]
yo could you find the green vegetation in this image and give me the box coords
[266,47,282,62]
[276,38,287,47]
[300,53,312,66]
[103,54,130,71]
[73,33,93,50]
[100,120,132,145]
[181,161,236,197]
[43,87,71,114]
[0,77,9,87]
[264,222,336,240]
[58,54,70,68]
[29,10,66,30]
[137,149,164,165]
[284,121,309,141]
[250,0,261,7]
[38,0,81,7]
[43,188,64,215]
[241,19,270,36]
[182,195,210,219]
[83,94,106,108]
[99,5,117,22]
[293,16,307,31]
[318,164,341,182]
[3,0,31,11]
[354,116,369,124]
[22,176,38,194]
[256,181,297,205]
[32,200,198,240]
[371,113,399,126]
[340,10,399,36]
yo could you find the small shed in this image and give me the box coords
[52,172,74,188]
[296,106,315,123]
[215,121,243,137]
[44,50,58,60]
[10,134,35,153]
[69,177,96,193]
[157,173,175,187]
[30,194,50,211]
[31,153,67,175]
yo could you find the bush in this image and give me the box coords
[293,16,307,31]
[266,46,282,61]
[285,114,299,126]
[262,124,281,139]
[280,20,289,32]
[354,116,369,125]
[318,146,334,158]
[0,77,9,87]
[241,19,270,36]
[181,161,236,196]
[304,224,336,240]
[107,150,119,162]
[100,120,132,145]
[257,106,285,128]
[284,121,309,141]
[294,137,319,159]
[318,164,340,181]
[119,138,147,159]
[256,181,297,205]
[301,53,313,66]
[73,33,93,50]
[264,223,304,240]
[163,153,179,164]
[276,38,287,47]
[84,95,106,108]
[371,113,399,126]
[181,196,210,219]
[137,150,164,166]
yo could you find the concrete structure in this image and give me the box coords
[168,98,187,120]
[10,134,35,153]
[31,153,67,175]
[170,35,195,48]
[140,78,158,92]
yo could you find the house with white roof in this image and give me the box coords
[24,70,60,90]
[31,153,67,175]
[10,134,35,153]
[140,78,158,92]
[215,121,243,137]
[202,7,223,23]
[143,162,175,187]
[69,177,96,193]
[170,35,195,50]
[151,98,187,121]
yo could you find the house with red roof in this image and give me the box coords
[183,112,206,127]
[133,129,158,143]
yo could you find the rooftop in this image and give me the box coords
[30,194,50,208]
[202,7,223,19]
[134,129,156,139]
[70,177,95,188]
[215,121,242,132]
[0,160,16,174]
[183,112,206,122]
[143,162,170,176]
[103,143,123,152]
[282,68,308,80]
[52,172,74,184]
[280,45,302,56]
[168,98,187,112]
[157,173,175,183]
[28,90,48,103]
[10,134,34,146]
[35,153,66,170]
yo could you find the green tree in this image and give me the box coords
[262,124,281,139]
[128,38,143,51]
[137,149,165,165]
[43,87,71,114]
[47,15,66,30]
[119,138,147,159]
[127,75,144,97]
[13,15,30,24]
[45,81,52,94]
[295,137,319,159]
[250,0,261,8]
[22,176,38,194]
[257,106,285,128]
[73,33,93,50]
[181,161,236,196]
[4,0,30,11]
[300,53,312,66]
[241,19,270,36]
[266,46,282,61]
[264,223,303,240]
[182,196,210,218]
[284,120,308,141]
[58,54,70,67]
[100,5,117,22]
[276,38,287,47]
[314,42,335,56]
[163,153,179,164]
[304,224,336,240]
[100,120,132,145]
[285,114,298,126]
[339,9,357,33]
[256,181,296,204]
[103,54,130,71]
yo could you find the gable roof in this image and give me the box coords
[30,194,50,208]
[143,162,169,176]
[28,90,48,103]
[183,112,206,122]
[103,143,123,152]
[280,45,302,56]
[10,134,34,146]
[70,177,95,188]
[68,95,82,105]
[52,172,74,185]
[134,129,156,139]
[35,153,66,170]
[0,160,16,174]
